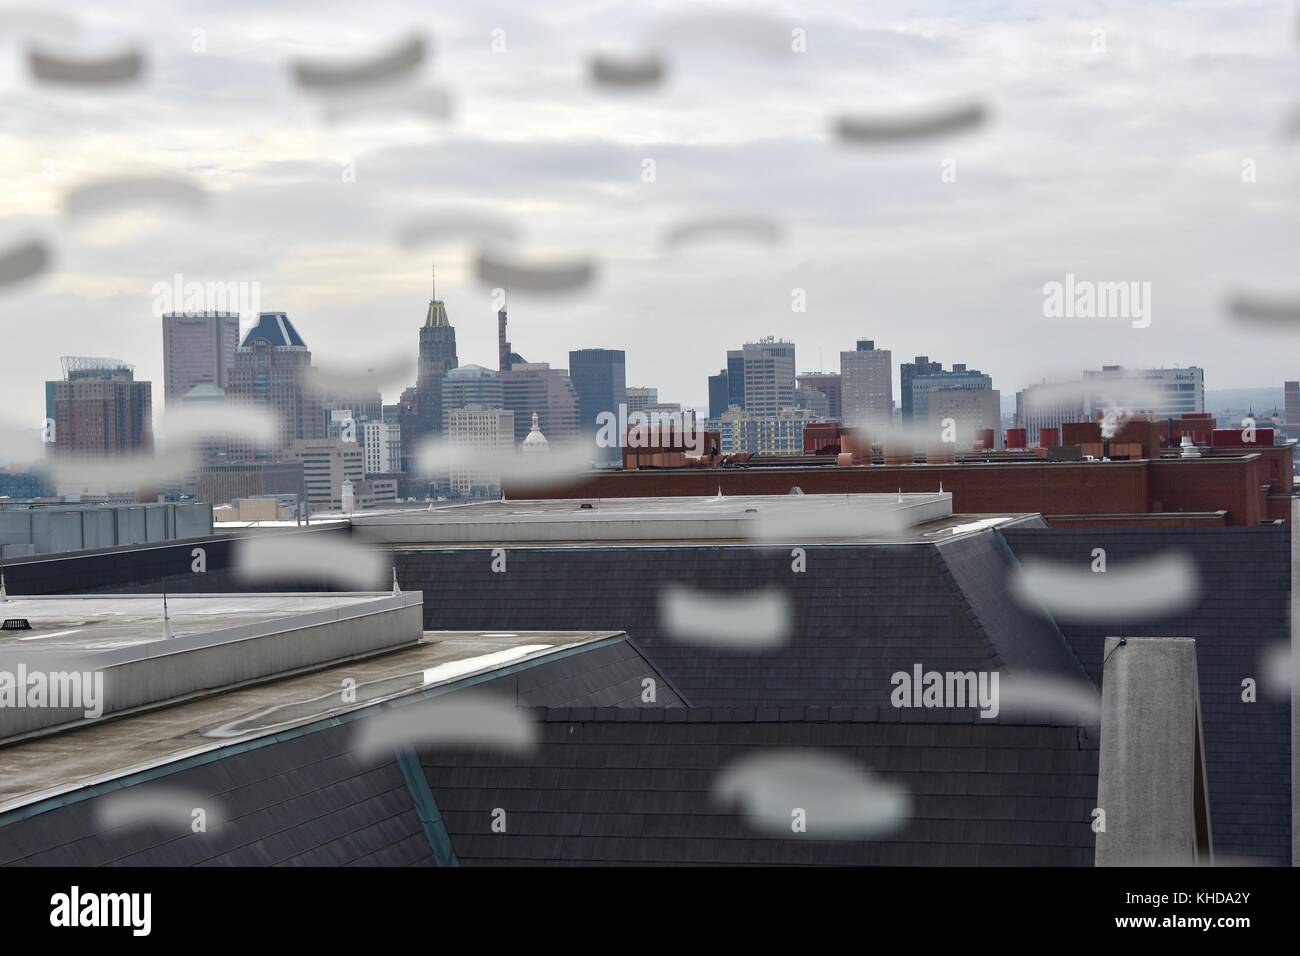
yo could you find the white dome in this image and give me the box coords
[521,411,549,452]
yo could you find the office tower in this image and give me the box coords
[288,438,364,510]
[1286,382,1300,425]
[569,348,627,462]
[741,338,796,418]
[225,312,323,459]
[362,419,402,475]
[1081,366,1205,419]
[446,405,515,497]
[161,311,240,407]
[796,372,842,421]
[415,267,459,441]
[500,363,580,445]
[929,388,1002,449]
[1016,383,1086,445]
[911,366,994,430]
[626,387,658,414]
[441,364,505,423]
[48,357,152,456]
[840,340,893,430]
[708,369,730,419]
[900,356,942,424]
[794,387,830,420]
[726,350,745,409]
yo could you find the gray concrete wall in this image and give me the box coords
[0,502,213,556]
[0,591,423,740]
[1095,636,1213,866]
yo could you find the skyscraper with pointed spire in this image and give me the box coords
[415,264,459,440]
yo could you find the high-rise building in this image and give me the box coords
[415,268,459,441]
[899,356,942,424]
[47,357,153,461]
[929,388,1002,449]
[569,348,627,462]
[1286,381,1300,425]
[442,364,505,422]
[161,311,240,408]
[840,340,893,430]
[794,387,830,420]
[626,387,658,414]
[726,350,745,410]
[911,366,993,430]
[225,313,322,459]
[1081,366,1204,419]
[741,338,795,418]
[446,405,515,497]
[1016,383,1086,445]
[362,419,402,475]
[796,372,842,420]
[501,363,580,446]
[708,369,730,419]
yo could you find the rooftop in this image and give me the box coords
[0,629,625,813]
[349,492,1039,547]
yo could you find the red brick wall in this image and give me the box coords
[517,456,1287,526]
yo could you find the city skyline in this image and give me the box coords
[4,2,1298,431]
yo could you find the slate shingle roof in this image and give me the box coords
[401,541,1092,710]
[420,708,1099,866]
[999,525,1291,865]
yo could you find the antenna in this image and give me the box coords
[162,582,175,640]
[431,261,436,300]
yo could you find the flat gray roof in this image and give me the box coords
[343,492,1041,547]
[0,629,619,812]
[0,593,397,666]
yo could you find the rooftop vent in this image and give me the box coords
[2,618,31,631]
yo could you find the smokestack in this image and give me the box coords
[497,307,511,372]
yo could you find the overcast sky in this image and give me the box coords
[3,0,1300,431]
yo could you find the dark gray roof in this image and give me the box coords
[1000,525,1291,865]
[399,539,1092,710]
[420,707,1098,866]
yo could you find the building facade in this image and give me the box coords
[899,356,942,424]
[161,311,240,408]
[840,340,893,430]
[796,371,842,421]
[568,348,627,462]
[446,405,515,497]
[741,338,796,419]
[225,313,322,459]
[501,363,581,446]
[911,366,993,433]
[1082,366,1205,420]
[48,358,152,457]
[362,420,402,475]
[288,438,364,511]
